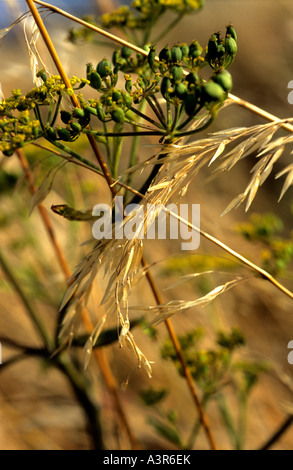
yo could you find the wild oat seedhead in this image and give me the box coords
[59,114,293,377]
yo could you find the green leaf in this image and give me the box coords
[148,417,183,448]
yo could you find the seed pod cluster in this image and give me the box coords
[206,25,238,70]
[152,41,233,116]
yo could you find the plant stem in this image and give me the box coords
[0,250,51,350]
[259,415,293,450]
[56,352,104,450]
[16,147,140,449]
[140,256,218,450]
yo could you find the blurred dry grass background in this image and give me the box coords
[0,0,293,450]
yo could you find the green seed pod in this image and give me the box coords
[212,70,233,92]
[85,106,98,116]
[96,105,106,121]
[111,107,125,123]
[2,149,14,157]
[112,50,119,66]
[202,80,225,103]
[186,72,199,85]
[112,90,122,103]
[225,36,237,57]
[36,69,47,83]
[70,121,82,133]
[171,46,182,63]
[180,44,189,59]
[159,46,172,63]
[57,127,72,141]
[121,46,132,59]
[33,126,41,139]
[217,44,226,58]
[189,41,202,59]
[148,46,157,72]
[160,76,171,100]
[89,71,102,90]
[184,93,198,116]
[60,110,72,124]
[96,59,112,78]
[170,65,184,83]
[206,34,219,63]
[226,24,237,42]
[45,126,57,141]
[125,79,132,93]
[175,83,187,100]
[86,62,94,80]
[73,108,85,119]
[123,92,132,109]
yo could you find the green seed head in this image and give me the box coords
[60,110,72,124]
[226,24,237,42]
[170,65,184,83]
[184,93,198,116]
[202,80,225,103]
[121,46,133,59]
[180,44,189,59]
[212,69,233,92]
[171,45,183,63]
[111,107,125,123]
[57,127,72,141]
[189,41,202,59]
[96,59,112,78]
[159,46,172,63]
[89,71,102,90]
[175,82,187,99]
[225,36,237,57]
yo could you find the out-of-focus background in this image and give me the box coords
[0,0,293,450]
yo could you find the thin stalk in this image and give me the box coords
[16,147,140,450]
[168,210,293,300]
[88,129,163,138]
[151,95,166,125]
[49,91,62,127]
[0,250,51,350]
[174,114,215,138]
[130,106,164,129]
[145,96,167,128]
[259,415,293,450]
[57,352,104,450]
[140,256,218,450]
[112,133,123,179]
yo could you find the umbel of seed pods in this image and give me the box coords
[0,25,237,154]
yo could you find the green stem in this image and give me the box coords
[49,139,103,173]
[130,106,164,129]
[175,105,203,132]
[112,123,123,179]
[34,104,44,130]
[0,250,51,350]
[145,96,167,128]
[174,114,215,138]
[49,92,62,127]
[152,95,166,124]
[57,352,104,450]
[87,130,163,138]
